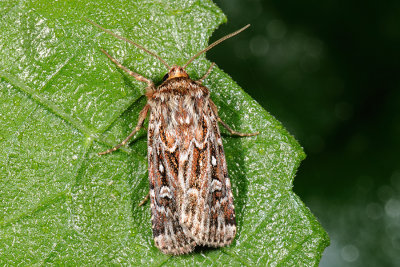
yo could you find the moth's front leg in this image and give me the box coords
[100,49,155,88]
[197,62,216,84]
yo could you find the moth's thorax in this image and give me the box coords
[152,65,210,98]
[154,76,209,98]
[148,72,210,130]
[165,65,189,81]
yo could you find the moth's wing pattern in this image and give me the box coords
[179,98,237,247]
[148,103,195,255]
[148,79,236,254]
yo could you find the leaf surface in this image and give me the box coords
[0,0,329,265]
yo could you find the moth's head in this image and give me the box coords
[162,65,189,81]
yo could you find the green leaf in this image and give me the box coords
[0,0,329,265]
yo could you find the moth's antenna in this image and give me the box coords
[86,19,170,69]
[183,24,250,69]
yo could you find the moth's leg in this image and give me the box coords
[100,49,155,88]
[197,62,216,84]
[98,104,150,155]
[138,191,150,206]
[209,99,259,137]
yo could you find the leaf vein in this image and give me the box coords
[0,70,94,137]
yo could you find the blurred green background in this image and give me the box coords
[212,0,400,266]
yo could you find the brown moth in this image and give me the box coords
[88,19,259,255]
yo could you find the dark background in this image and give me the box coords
[212,0,400,266]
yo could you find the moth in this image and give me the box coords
[88,19,259,255]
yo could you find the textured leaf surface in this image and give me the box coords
[0,0,329,265]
